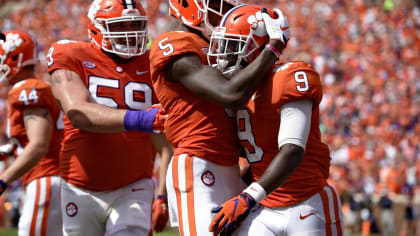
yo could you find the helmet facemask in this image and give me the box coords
[94,9,148,58]
[0,53,12,84]
[169,0,240,39]
[203,0,239,32]
[208,27,258,77]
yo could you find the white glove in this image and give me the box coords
[261,8,290,47]
[0,143,16,160]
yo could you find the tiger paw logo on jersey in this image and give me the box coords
[66,202,78,217]
[201,171,215,186]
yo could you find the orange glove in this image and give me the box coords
[152,195,169,232]
[147,104,167,134]
[209,192,256,236]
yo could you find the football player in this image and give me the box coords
[46,0,172,235]
[149,0,290,235]
[208,5,344,235]
[0,30,63,235]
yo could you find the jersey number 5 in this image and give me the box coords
[237,109,263,163]
[158,37,174,56]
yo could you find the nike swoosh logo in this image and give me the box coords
[136,70,149,75]
[299,212,315,220]
[252,94,261,101]
[232,199,239,216]
[131,187,145,192]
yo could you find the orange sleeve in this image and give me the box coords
[276,62,323,105]
[149,32,208,73]
[9,80,56,110]
[8,79,56,138]
[47,40,84,75]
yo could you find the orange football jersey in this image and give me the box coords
[238,62,331,207]
[47,40,158,191]
[7,78,63,187]
[150,32,240,166]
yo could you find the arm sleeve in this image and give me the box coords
[277,99,313,150]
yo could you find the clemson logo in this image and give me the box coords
[201,171,215,186]
[2,33,23,53]
[247,12,267,37]
[66,202,78,217]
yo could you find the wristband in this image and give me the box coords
[124,109,159,133]
[156,195,167,201]
[243,182,267,203]
[265,44,282,59]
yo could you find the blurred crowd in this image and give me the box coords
[1,0,420,234]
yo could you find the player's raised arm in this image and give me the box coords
[162,7,289,109]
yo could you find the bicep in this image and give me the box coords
[277,99,313,150]
[166,54,230,103]
[23,107,53,145]
[50,69,91,113]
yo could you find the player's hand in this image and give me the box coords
[0,143,16,161]
[0,179,8,196]
[209,192,256,236]
[261,8,290,50]
[148,104,167,134]
[152,195,169,232]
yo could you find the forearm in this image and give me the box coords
[227,47,279,108]
[66,102,127,133]
[152,134,173,196]
[156,152,172,196]
[1,143,47,184]
[256,144,304,195]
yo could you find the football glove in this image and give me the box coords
[0,179,8,196]
[148,104,167,134]
[0,143,16,161]
[209,192,256,236]
[152,195,169,232]
[261,8,290,47]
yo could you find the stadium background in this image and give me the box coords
[0,0,420,235]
